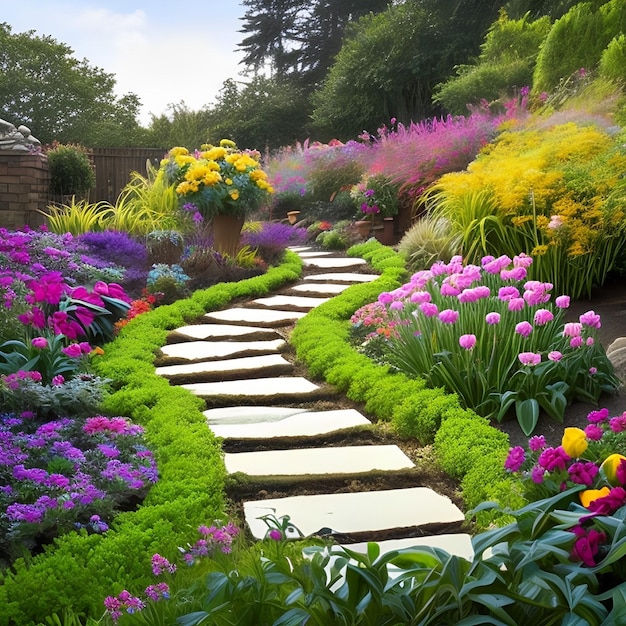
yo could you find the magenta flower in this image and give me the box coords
[563,322,582,337]
[508,298,525,312]
[482,255,512,274]
[504,446,526,471]
[268,529,283,541]
[500,267,527,281]
[537,446,570,471]
[485,312,501,325]
[513,253,533,268]
[419,302,439,317]
[609,415,626,433]
[438,309,459,324]
[515,321,533,337]
[440,282,460,297]
[410,290,431,304]
[518,352,541,366]
[568,462,599,486]
[571,526,606,567]
[498,286,520,301]
[570,336,584,348]
[31,336,48,349]
[580,310,601,329]
[533,309,554,325]
[555,295,570,309]
[531,465,545,483]
[584,424,603,441]
[51,374,65,386]
[378,292,393,304]
[587,408,609,423]
[459,334,476,350]
[62,343,83,358]
[548,351,562,362]
[528,435,546,452]
[389,301,404,310]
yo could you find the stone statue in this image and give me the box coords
[0,118,41,152]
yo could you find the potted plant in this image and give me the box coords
[161,140,274,256]
[350,173,400,242]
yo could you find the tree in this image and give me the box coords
[310,1,502,140]
[238,0,390,89]
[146,102,213,150]
[0,23,145,146]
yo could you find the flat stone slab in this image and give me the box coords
[225,445,412,476]
[290,283,351,295]
[159,339,286,361]
[251,295,330,309]
[244,488,465,539]
[207,408,371,439]
[288,246,313,252]
[302,257,367,269]
[169,324,280,341]
[303,272,379,283]
[344,534,474,562]
[205,308,307,326]
[182,377,320,397]
[297,251,334,258]
[156,354,292,378]
[205,406,310,424]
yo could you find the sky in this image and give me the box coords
[3,1,248,126]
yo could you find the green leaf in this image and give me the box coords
[516,398,540,436]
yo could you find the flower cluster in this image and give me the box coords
[364,253,618,434]
[506,408,626,566]
[0,410,158,563]
[103,522,240,624]
[350,173,400,219]
[161,140,274,221]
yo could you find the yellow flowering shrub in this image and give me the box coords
[430,121,626,298]
[161,139,274,221]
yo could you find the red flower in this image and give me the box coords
[571,525,606,566]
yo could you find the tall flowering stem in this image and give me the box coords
[367,254,618,434]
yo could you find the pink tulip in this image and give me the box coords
[518,352,541,365]
[459,334,476,350]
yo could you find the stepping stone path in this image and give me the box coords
[154,246,471,565]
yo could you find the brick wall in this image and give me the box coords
[0,152,50,230]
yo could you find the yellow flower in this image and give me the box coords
[203,147,227,161]
[561,427,588,458]
[580,487,611,508]
[168,146,189,157]
[600,454,626,486]
[531,244,549,256]
[225,178,233,185]
[229,190,240,200]
[220,139,236,148]
[202,171,222,186]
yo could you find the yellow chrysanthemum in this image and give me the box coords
[225,178,233,185]
[562,427,588,458]
[229,190,240,201]
[202,147,227,161]
[202,171,222,186]
[580,487,611,508]
[249,169,268,181]
[600,454,626,486]
[175,154,195,167]
[176,181,196,195]
[531,245,549,256]
[220,139,237,148]
[185,164,213,181]
[169,146,189,157]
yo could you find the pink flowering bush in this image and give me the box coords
[358,253,618,434]
[0,410,158,565]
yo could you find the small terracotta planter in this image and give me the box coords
[354,220,372,238]
[287,211,301,225]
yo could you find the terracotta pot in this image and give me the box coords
[354,220,372,238]
[212,213,245,257]
[287,210,301,224]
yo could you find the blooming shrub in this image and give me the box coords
[505,408,626,567]
[429,120,626,298]
[161,140,274,221]
[359,253,618,434]
[0,410,158,565]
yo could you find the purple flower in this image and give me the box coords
[531,465,545,484]
[410,291,431,304]
[568,462,599,486]
[584,424,603,441]
[504,446,525,471]
[500,267,527,281]
[563,322,582,337]
[609,415,626,433]
[419,302,439,317]
[482,255,512,274]
[570,336,584,349]
[438,309,458,324]
[62,343,83,358]
[587,408,609,424]
[508,298,525,312]
[515,321,533,337]
[498,286,520,301]
[268,529,283,541]
[528,435,546,452]
[151,554,177,576]
[459,334,476,350]
[537,446,570,472]
[548,351,562,362]
[31,336,48,349]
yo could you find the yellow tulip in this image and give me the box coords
[561,427,588,458]
[600,454,626,486]
[580,487,611,508]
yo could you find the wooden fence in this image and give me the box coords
[87,147,167,204]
